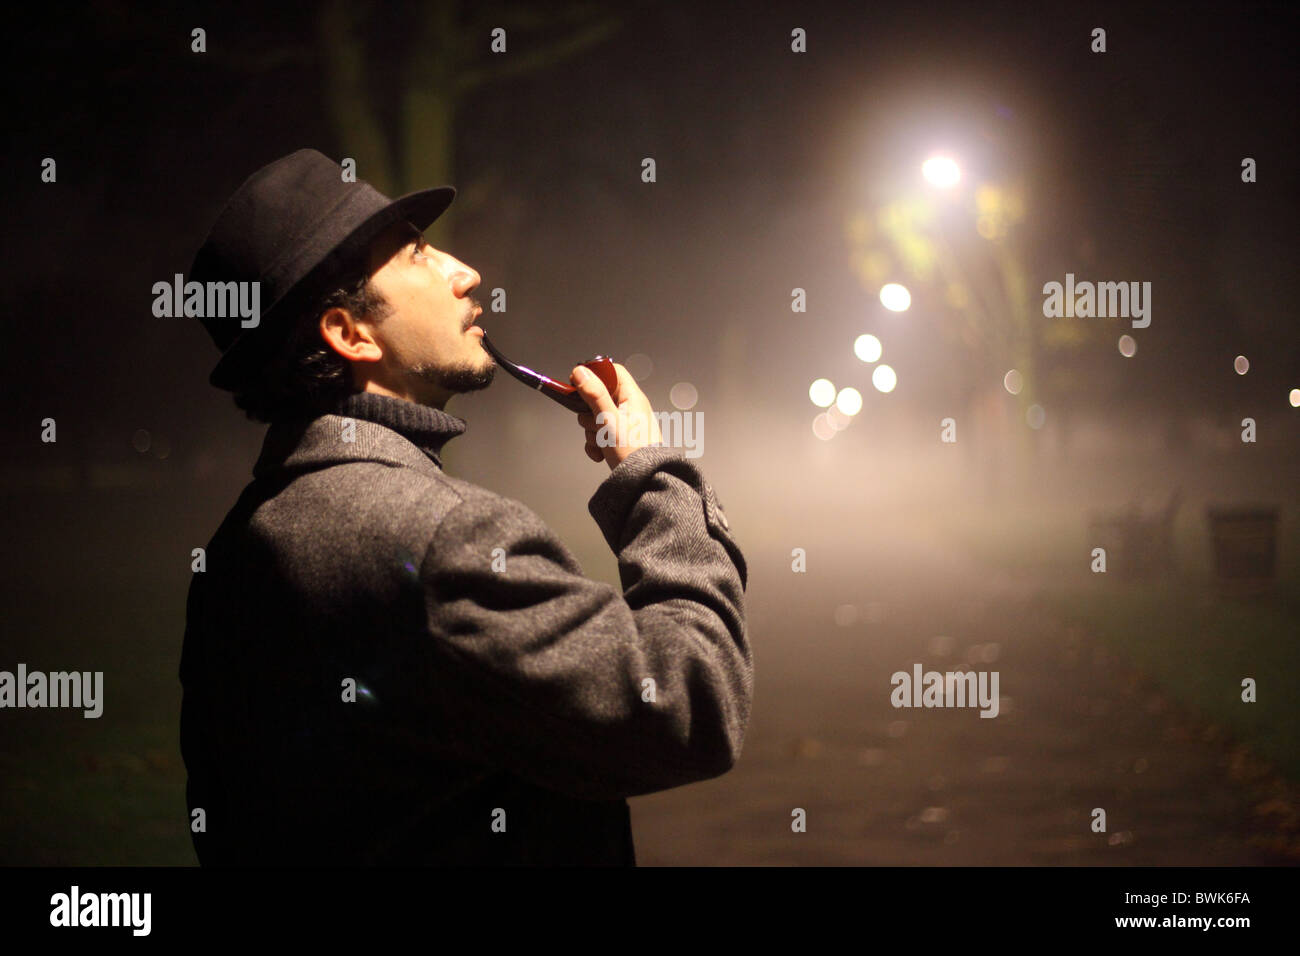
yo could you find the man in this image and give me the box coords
[179,149,752,865]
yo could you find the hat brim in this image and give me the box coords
[208,185,456,391]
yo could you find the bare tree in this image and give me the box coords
[316,0,626,248]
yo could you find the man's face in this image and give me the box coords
[352,219,495,408]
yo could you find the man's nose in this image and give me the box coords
[447,256,480,295]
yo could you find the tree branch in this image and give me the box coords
[454,13,623,96]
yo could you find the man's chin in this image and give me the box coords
[461,362,496,392]
[407,360,496,395]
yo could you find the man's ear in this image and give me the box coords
[319,306,384,364]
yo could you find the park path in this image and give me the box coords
[627,518,1296,865]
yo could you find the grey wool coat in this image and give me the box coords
[179,391,752,865]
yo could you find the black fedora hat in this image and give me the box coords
[190,148,455,390]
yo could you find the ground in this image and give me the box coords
[2,460,1296,866]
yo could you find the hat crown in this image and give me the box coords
[194,150,357,285]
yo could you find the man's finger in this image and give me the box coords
[609,362,637,400]
[571,366,617,419]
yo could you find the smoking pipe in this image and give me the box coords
[478,329,617,413]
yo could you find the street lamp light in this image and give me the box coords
[872,364,898,393]
[880,283,911,312]
[854,333,882,363]
[922,155,961,188]
[809,378,837,407]
[836,387,863,416]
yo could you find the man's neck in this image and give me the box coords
[358,378,450,411]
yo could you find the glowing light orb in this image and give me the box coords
[880,283,912,312]
[922,155,961,188]
[809,378,836,407]
[854,334,883,363]
[836,387,863,416]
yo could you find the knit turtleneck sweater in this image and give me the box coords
[331,391,467,469]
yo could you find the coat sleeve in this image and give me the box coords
[416,444,752,802]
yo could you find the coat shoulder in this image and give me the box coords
[241,457,546,593]
[254,460,462,551]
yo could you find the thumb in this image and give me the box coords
[609,361,639,403]
[571,365,617,419]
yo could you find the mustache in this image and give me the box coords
[462,296,482,329]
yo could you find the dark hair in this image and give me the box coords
[231,270,393,423]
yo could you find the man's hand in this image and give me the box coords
[571,363,663,471]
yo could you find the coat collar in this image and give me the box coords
[252,392,467,480]
[331,391,467,466]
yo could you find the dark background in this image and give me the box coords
[2,0,1297,864]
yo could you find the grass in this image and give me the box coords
[0,715,192,865]
[941,498,1300,782]
[1041,581,1300,780]
[0,580,194,866]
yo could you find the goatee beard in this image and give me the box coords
[406,357,496,395]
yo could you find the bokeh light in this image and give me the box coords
[833,604,858,627]
[854,333,883,363]
[1290,388,1300,408]
[827,404,853,430]
[623,352,654,381]
[880,283,911,312]
[1026,404,1046,429]
[922,155,961,188]
[1003,369,1023,395]
[809,378,836,407]
[872,364,897,393]
[1118,335,1137,357]
[669,381,698,410]
[812,413,836,440]
[836,387,863,416]
[1234,355,1249,375]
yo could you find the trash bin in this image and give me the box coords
[1205,506,1279,597]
